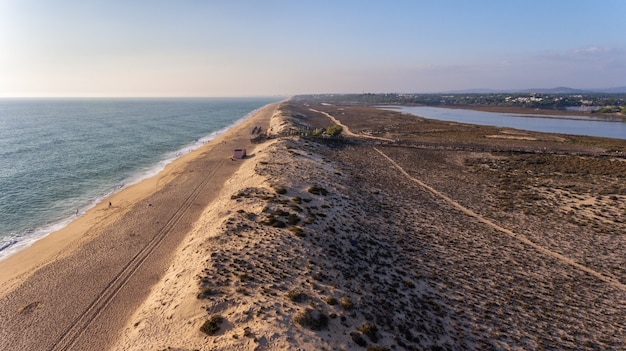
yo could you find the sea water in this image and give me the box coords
[0,97,280,261]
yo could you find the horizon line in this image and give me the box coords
[0,95,290,99]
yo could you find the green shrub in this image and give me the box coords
[325,124,343,136]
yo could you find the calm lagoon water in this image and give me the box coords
[387,106,626,140]
[0,97,281,260]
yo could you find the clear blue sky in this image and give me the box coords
[1,0,625,97]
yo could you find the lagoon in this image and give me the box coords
[387,106,626,140]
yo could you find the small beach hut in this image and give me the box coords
[233,148,247,159]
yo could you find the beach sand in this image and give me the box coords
[0,102,281,350]
[2,99,625,350]
[111,100,624,351]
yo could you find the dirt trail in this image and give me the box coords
[309,108,393,141]
[319,106,626,292]
[373,147,626,292]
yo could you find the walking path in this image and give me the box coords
[373,147,626,292]
[309,108,393,141]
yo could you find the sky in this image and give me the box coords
[1,0,625,97]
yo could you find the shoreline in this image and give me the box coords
[0,101,282,350]
[426,103,625,119]
[383,104,626,141]
[112,101,626,350]
[0,103,272,263]
[0,102,275,280]
[3,98,624,350]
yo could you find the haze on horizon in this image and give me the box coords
[1,0,625,98]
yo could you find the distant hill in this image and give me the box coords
[442,86,626,94]
[443,88,501,94]
[595,86,626,93]
[519,87,586,94]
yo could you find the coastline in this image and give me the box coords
[0,101,273,263]
[0,101,282,350]
[0,102,274,284]
[112,100,626,350]
[2,98,624,350]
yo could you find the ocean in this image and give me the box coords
[0,97,281,261]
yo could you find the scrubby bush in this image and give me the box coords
[263,215,287,228]
[273,185,288,194]
[200,315,224,335]
[289,226,306,237]
[340,297,354,310]
[294,308,329,330]
[308,185,328,196]
[367,346,390,351]
[287,290,308,303]
[324,296,338,305]
[359,322,380,342]
[325,124,343,136]
[403,279,416,288]
[197,287,220,299]
[239,273,253,282]
[287,213,301,225]
[350,332,367,347]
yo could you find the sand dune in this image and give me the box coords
[2,99,624,350]
[113,101,626,350]
[0,102,281,350]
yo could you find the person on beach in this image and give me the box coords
[109,202,112,208]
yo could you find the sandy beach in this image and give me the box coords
[1,99,625,350]
[0,102,280,350]
[111,100,624,350]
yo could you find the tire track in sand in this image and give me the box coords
[373,147,626,292]
[48,159,226,351]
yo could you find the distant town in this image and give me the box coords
[297,91,626,115]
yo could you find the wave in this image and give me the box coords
[0,101,275,262]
